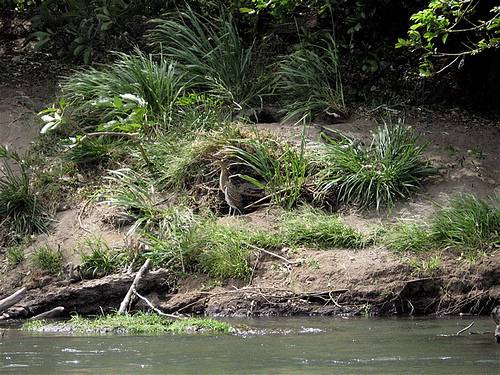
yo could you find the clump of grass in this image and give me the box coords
[61,50,187,128]
[281,206,366,248]
[384,222,433,253]
[407,255,442,277]
[278,35,346,122]
[23,312,231,335]
[224,133,310,209]
[0,146,49,239]
[68,136,129,168]
[196,221,252,279]
[384,194,498,258]
[141,207,199,270]
[315,121,435,210]
[432,194,499,253]
[149,8,273,110]
[80,237,126,278]
[32,245,62,275]
[6,245,25,266]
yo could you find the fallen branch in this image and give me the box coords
[29,307,65,321]
[132,287,182,320]
[118,259,151,315]
[246,244,297,264]
[456,321,475,335]
[0,288,27,313]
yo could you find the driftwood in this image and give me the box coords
[456,321,475,335]
[132,287,181,320]
[118,259,151,315]
[29,307,65,321]
[0,287,26,313]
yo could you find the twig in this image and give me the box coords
[246,244,297,264]
[118,259,151,315]
[456,321,475,335]
[132,288,182,320]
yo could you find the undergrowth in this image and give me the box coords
[32,245,63,275]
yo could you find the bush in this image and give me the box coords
[68,136,128,167]
[0,146,49,239]
[60,50,188,129]
[278,36,346,122]
[315,121,435,210]
[149,7,273,111]
[32,245,62,275]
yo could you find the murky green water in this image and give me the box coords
[1,317,498,374]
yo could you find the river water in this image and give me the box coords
[1,317,498,374]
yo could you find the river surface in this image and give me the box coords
[1,317,498,374]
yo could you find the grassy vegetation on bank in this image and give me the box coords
[23,312,231,335]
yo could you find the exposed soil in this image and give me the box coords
[0,54,498,320]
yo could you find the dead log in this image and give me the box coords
[118,259,151,315]
[29,307,65,321]
[0,287,26,313]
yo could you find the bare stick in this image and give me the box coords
[0,288,27,313]
[118,259,151,315]
[29,307,65,321]
[246,244,297,264]
[132,288,182,320]
[456,321,475,335]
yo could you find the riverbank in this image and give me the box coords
[0,50,498,322]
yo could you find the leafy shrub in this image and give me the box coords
[432,194,499,253]
[396,1,500,76]
[149,7,273,111]
[80,237,125,278]
[315,121,435,210]
[60,50,188,129]
[32,245,62,275]
[0,146,49,239]
[278,36,346,122]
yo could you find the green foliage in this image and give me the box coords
[6,245,25,266]
[67,136,128,167]
[278,36,346,122]
[32,245,62,275]
[397,1,500,76]
[197,221,252,279]
[80,237,125,278]
[60,50,187,129]
[407,255,442,276]
[432,194,499,254]
[149,7,273,110]
[281,206,366,248]
[384,194,498,258]
[224,133,309,209]
[384,222,433,253]
[0,146,49,239]
[23,312,231,335]
[141,207,199,271]
[315,121,435,210]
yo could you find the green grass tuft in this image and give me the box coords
[32,245,62,275]
[278,36,346,122]
[80,237,126,278]
[6,245,25,266]
[384,222,433,253]
[432,194,499,254]
[315,121,435,210]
